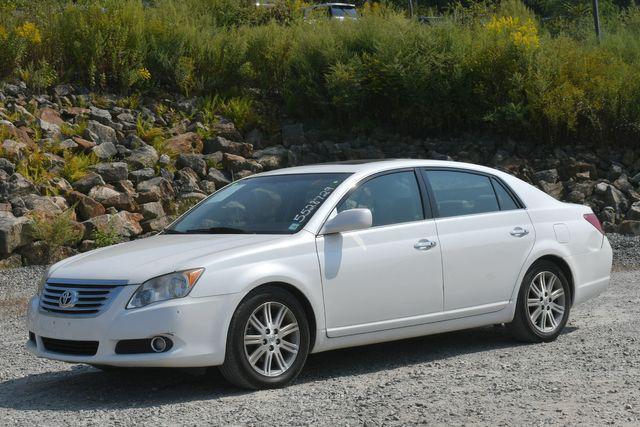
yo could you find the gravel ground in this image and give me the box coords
[0,236,638,426]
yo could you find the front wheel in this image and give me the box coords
[220,287,310,389]
[509,260,571,343]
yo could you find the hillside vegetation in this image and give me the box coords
[1,0,640,146]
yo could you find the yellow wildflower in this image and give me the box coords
[0,25,8,41]
[15,21,42,44]
[485,16,539,49]
[137,67,151,81]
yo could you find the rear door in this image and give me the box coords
[421,169,535,312]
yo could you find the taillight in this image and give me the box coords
[583,213,604,235]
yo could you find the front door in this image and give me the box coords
[316,170,444,337]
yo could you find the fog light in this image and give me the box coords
[150,336,167,353]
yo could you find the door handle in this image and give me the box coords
[510,227,529,238]
[414,239,437,251]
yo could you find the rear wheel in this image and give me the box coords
[220,287,310,389]
[509,260,571,343]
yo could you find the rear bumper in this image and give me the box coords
[568,236,613,306]
[25,286,239,367]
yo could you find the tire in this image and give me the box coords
[219,286,310,390]
[509,260,571,343]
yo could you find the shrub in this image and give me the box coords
[92,218,123,248]
[201,95,259,132]
[61,151,99,182]
[2,0,640,146]
[29,208,83,250]
[60,119,87,137]
[15,149,54,185]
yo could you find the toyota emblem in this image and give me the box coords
[58,290,78,308]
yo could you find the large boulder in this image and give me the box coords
[88,185,136,211]
[0,215,31,255]
[136,177,175,203]
[538,181,564,200]
[82,211,144,239]
[0,253,22,269]
[254,146,293,171]
[89,106,112,125]
[129,167,156,184]
[19,241,79,265]
[91,162,129,183]
[619,220,640,235]
[139,202,165,220]
[0,173,36,201]
[176,154,207,178]
[86,120,117,144]
[533,169,559,184]
[627,202,640,221]
[203,136,252,158]
[38,108,63,134]
[0,158,15,175]
[174,168,202,196]
[281,123,305,147]
[141,216,170,233]
[205,168,231,188]
[72,136,97,151]
[66,191,106,221]
[15,194,67,217]
[71,172,106,194]
[127,145,159,169]
[223,153,263,174]
[165,132,202,154]
[565,161,597,180]
[1,139,28,160]
[92,141,117,160]
[212,119,243,141]
[595,182,628,213]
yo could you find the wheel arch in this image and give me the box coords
[241,281,318,351]
[533,254,575,305]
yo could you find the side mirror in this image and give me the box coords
[321,208,373,235]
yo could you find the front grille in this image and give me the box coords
[39,280,124,316]
[41,337,99,356]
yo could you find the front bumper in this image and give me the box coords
[26,285,239,367]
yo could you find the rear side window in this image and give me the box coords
[424,170,500,217]
[491,178,520,210]
[338,171,424,227]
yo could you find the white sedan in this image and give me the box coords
[26,160,612,389]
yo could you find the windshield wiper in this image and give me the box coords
[165,227,249,235]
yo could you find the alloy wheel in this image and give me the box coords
[527,271,566,333]
[243,301,300,377]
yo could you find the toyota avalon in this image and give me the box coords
[26,159,612,389]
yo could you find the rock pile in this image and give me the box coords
[0,81,639,266]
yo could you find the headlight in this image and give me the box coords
[127,268,204,309]
[36,267,51,296]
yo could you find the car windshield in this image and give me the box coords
[166,173,351,235]
[330,6,357,17]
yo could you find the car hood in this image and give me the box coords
[49,234,287,284]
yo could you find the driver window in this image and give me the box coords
[337,171,424,227]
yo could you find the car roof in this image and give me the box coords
[255,159,562,209]
[257,159,496,176]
